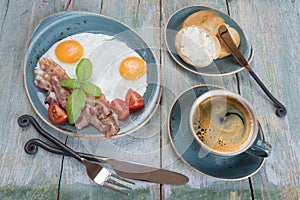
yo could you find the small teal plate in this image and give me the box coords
[165,6,253,76]
[168,85,265,180]
[23,12,162,139]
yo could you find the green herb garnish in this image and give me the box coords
[60,58,102,124]
[66,89,86,124]
[76,58,93,81]
[60,79,81,89]
[81,82,102,96]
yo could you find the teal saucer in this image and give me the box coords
[168,85,265,180]
[165,6,253,76]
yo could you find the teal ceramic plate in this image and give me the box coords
[23,12,162,139]
[165,6,253,76]
[168,85,265,180]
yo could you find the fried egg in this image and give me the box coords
[87,40,147,100]
[37,33,147,101]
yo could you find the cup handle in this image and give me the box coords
[245,139,272,158]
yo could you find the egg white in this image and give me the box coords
[87,40,147,101]
[37,33,147,101]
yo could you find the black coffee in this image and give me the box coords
[192,95,253,153]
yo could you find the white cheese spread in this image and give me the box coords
[180,26,218,67]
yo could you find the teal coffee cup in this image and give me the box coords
[189,89,271,158]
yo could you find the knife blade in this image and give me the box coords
[105,158,188,184]
[218,24,252,71]
[25,138,189,184]
[218,24,287,117]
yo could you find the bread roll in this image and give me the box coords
[182,10,241,59]
[182,10,225,35]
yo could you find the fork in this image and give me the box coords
[18,114,134,195]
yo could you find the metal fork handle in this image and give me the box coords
[24,138,107,164]
[18,115,83,162]
[218,25,287,117]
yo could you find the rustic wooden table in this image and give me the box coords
[1,0,299,199]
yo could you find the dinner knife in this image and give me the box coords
[25,138,189,184]
[218,24,287,117]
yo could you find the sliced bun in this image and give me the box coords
[182,10,225,35]
[175,26,221,68]
[182,11,241,59]
[217,25,241,58]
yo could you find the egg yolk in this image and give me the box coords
[55,40,84,63]
[119,57,147,80]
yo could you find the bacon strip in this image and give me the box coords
[51,76,70,109]
[34,57,120,138]
[76,94,120,137]
[34,57,71,108]
[38,57,69,81]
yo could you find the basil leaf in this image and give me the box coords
[76,58,93,81]
[81,82,102,97]
[59,79,81,89]
[66,89,86,124]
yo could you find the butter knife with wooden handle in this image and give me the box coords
[218,25,287,117]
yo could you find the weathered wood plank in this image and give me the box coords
[161,0,253,199]
[228,0,300,199]
[0,0,70,199]
[57,0,162,199]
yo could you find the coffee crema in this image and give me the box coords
[192,95,253,153]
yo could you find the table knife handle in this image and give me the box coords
[248,70,287,117]
[24,138,107,163]
[218,25,287,117]
[18,115,83,162]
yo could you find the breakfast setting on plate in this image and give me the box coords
[1,1,298,199]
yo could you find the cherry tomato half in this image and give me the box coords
[48,102,68,123]
[110,98,130,120]
[125,89,144,110]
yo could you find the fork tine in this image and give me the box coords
[103,183,129,195]
[110,173,135,185]
[107,178,132,190]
